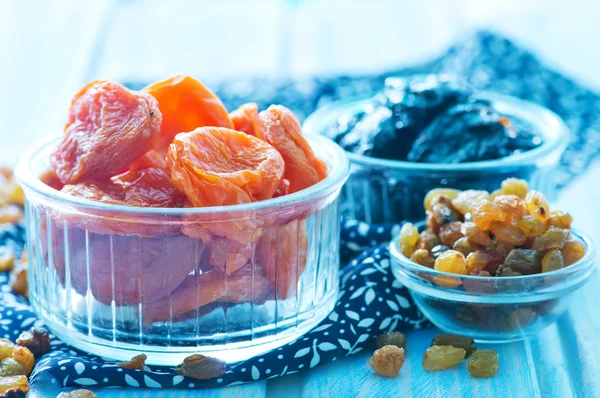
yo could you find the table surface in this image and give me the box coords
[2,1,599,397]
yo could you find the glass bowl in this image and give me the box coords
[15,134,349,365]
[304,90,570,224]
[389,229,595,343]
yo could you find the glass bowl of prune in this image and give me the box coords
[15,76,350,365]
[304,74,570,224]
[388,181,595,342]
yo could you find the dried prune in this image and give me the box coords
[51,80,161,184]
[256,220,308,299]
[460,222,491,246]
[503,249,542,275]
[118,354,147,370]
[489,221,526,246]
[0,339,34,376]
[542,249,564,273]
[370,345,405,378]
[259,105,327,193]
[472,200,506,231]
[532,227,569,251]
[561,240,585,266]
[422,345,466,371]
[410,249,435,268]
[230,102,265,138]
[434,250,467,275]
[524,190,550,221]
[399,223,420,257]
[57,390,97,398]
[0,248,15,272]
[467,349,499,378]
[0,376,28,394]
[431,334,476,356]
[548,211,573,229]
[376,332,407,349]
[175,354,226,380]
[438,221,464,247]
[142,75,233,151]
[16,328,50,358]
[452,190,489,215]
[168,127,285,205]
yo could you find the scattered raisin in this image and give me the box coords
[431,334,476,356]
[118,354,147,370]
[0,339,34,377]
[175,354,226,380]
[56,389,97,398]
[370,345,405,378]
[376,332,407,349]
[422,345,466,371]
[467,350,499,378]
[16,328,50,358]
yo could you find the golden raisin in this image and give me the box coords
[489,221,526,246]
[417,229,440,251]
[438,221,464,247]
[0,248,15,272]
[0,339,34,376]
[453,237,478,257]
[466,250,502,273]
[548,211,573,229]
[0,376,28,394]
[434,250,467,275]
[424,188,460,211]
[422,345,466,371]
[542,249,564,273]
[370,345,405,378]
[118,354,147,370]
[399,223,420,257]
[410,249,435,268]
[512,215,547,238]
[494,195,525,218]
[524,190,550,221]
[532,227,569,251]
[561,240,586,266]
[452,190,489,215]
[57,390,97,398]
[472,201,506,231]
[460,222,491,246]
[501,178,528,199]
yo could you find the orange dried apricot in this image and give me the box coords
[40,168,64,191]
[113,167,187,208]
[260,105,328,193]
[143,75,233,151]
[129,150,168,171]
[230,102,266,138]
[51,80,161,184]
[167,127,285,205]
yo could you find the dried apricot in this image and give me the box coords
[129,150,168,171]
[168,127,285,205]
[260,105,328,193]
[112,167,187,208]
[51,80,161,184]
[143,75,233,151]
[39,168,64,191]
[230,102,266,138]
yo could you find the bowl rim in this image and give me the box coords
[303,90,570,172]
[15,133,350,215]
[389,226,596,282]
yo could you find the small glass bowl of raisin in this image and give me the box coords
[388,182,595,343]
[304,74,569,224]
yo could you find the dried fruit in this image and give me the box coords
[259,105,327,193]
[39,168,64,191]
[503,249,542,274]
[542,249,564,273]
[489,221,526,246]
[9,262,27,298]
[399,223,420,257]
[175,354,226,380]
[430,245,450,259]
[438,221,464,247]
[0,206,23,224]
[417,229,440,251]
[508,307,537,328]
[16,328,50,358]
[410,249,435,267]
[142,75,233,151]
[561,240,586,266]
[129,150,168,171]
[434,250,467,275]
[469,270,491,277]
[495,264,523,277]
[431,334,476,356]
[0,376,28,394]
[422,345,466,371]
[451,190,489,215]
[376,332,407,349]
[460,222,491,246]
[168,127,285,205]
[466,250,502,273]
[230,102,265,138]
[472,200,506,231]
[532,227,569,251]
[424,188,460,211]
[494,195,525,218]
[433,275,462,288]
[427,202,461,233]
[51,80,161,184]
[452,237,478,257]
[501,178,528,199]
[0,388,26,398]
[0,248,14,272]
[512,215,547,237]
[0,339,34,376]
[524,190,550,221]
[370,345,405,378]
[548,211,573,229]
[118,354,147,370]
[112,167,187,207]
[57,390,97,398]
[467,349,499,378]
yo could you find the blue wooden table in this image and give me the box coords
[2,1,600,397]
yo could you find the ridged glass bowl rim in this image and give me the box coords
[15,133,350,215]
[389,227,596,285]
[303,91,570,171]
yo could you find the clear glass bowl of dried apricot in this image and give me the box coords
[389,178,595,342]
[15,76,350,365]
